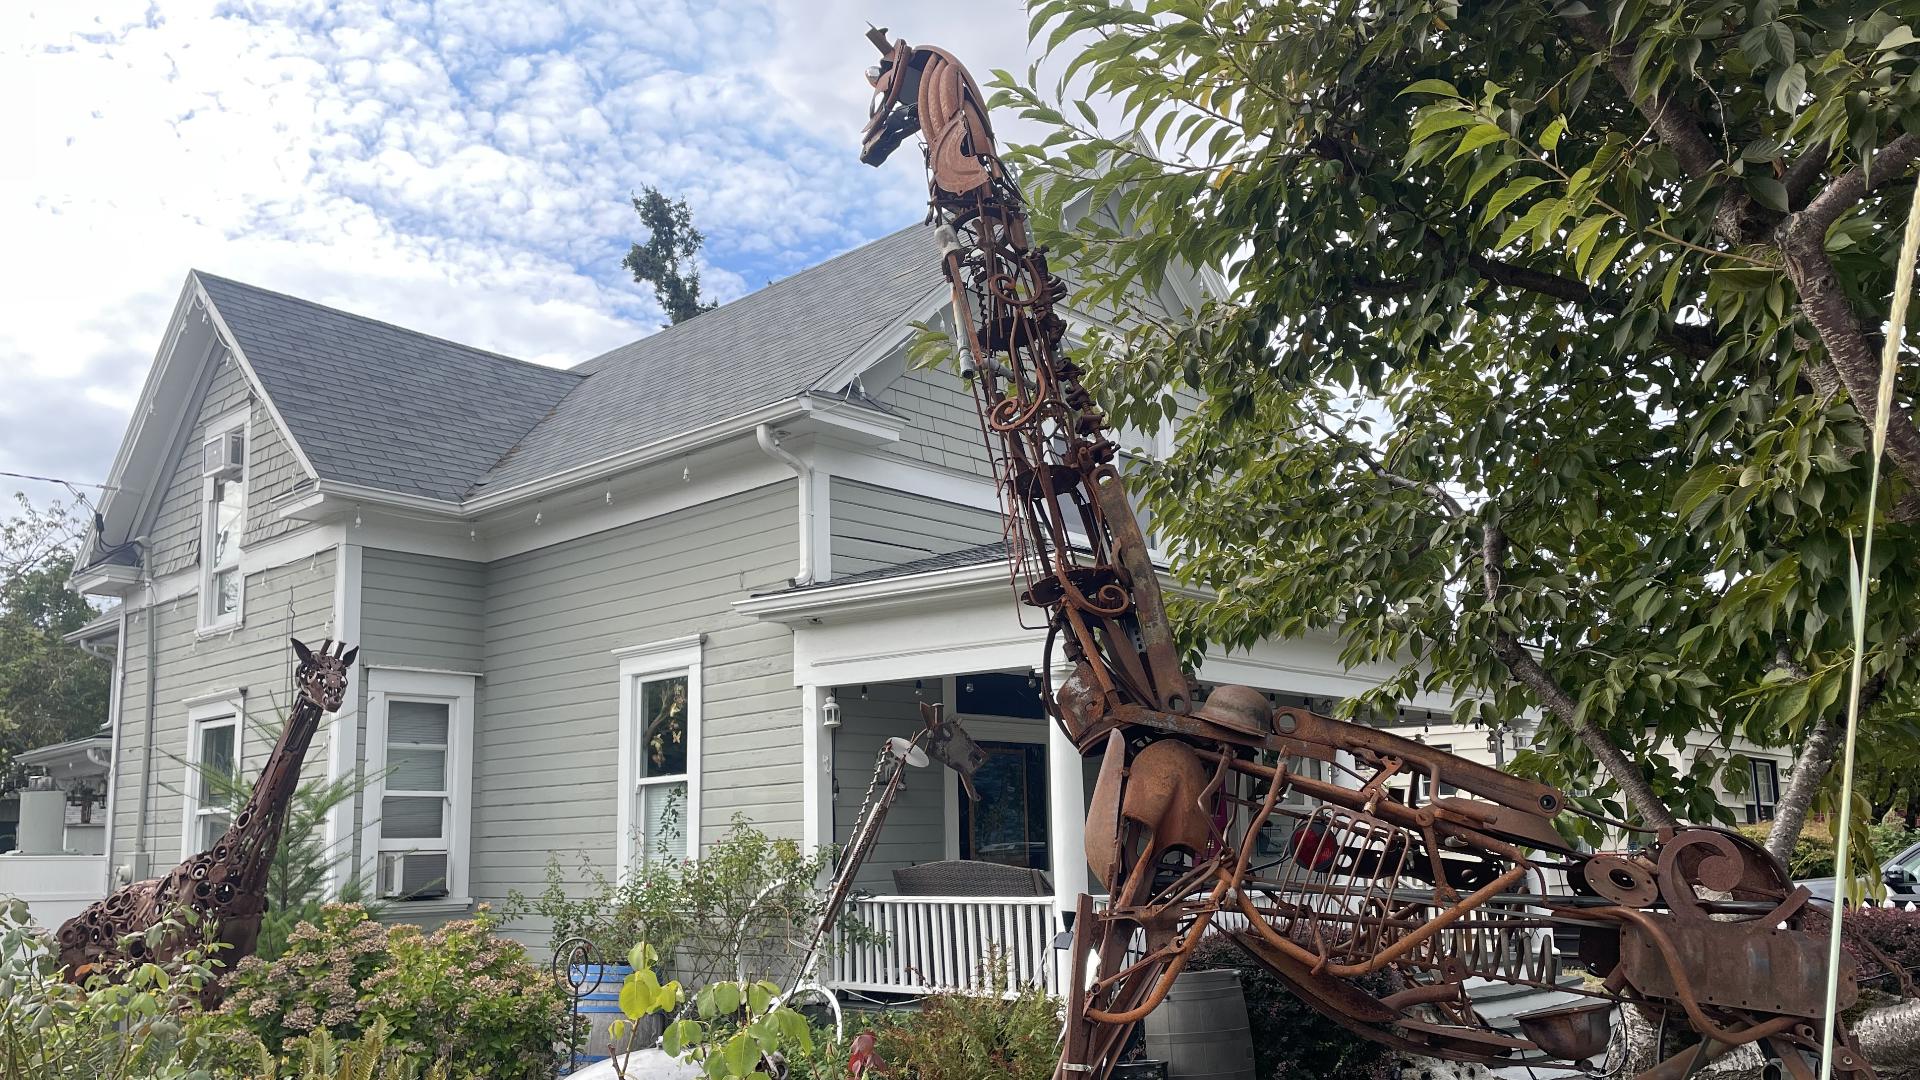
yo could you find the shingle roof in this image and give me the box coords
[196,273,583,503]
[474,224,941,492]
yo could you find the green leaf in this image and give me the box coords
[1409,107,1479,148]
[1771,63,1807,113]
[1450,123,1510,161]
[1877,26,1917,51]
[1398,79,1462,98]
[723,1033,757,1077]
[1746,174,1790,212]
[1482,176,1550,223]
[746,981,773,1015]
[1463,153,1519,202]
[712,981,742,1017]
[1540,115,1567,151]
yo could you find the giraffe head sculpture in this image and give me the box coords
[292,638,358,712]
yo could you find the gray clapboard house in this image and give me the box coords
[66,224,1672,994]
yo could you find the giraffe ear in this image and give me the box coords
[292,638,314,664]
[340,646,359,668]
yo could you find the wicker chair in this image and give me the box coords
[892,859,1052,897]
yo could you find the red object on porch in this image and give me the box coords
[1289,823,1338,872]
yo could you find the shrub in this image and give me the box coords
[860,986,1061,1080]
[0,900,226,1079]
[1848,905,1920,985]
[1868,822,1919,864]
[214,903,573,1079]
[1737,822,1838,878]
[1186,934,1396,1080]
[505,817,838,988]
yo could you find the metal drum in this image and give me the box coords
[1142,969,1256,1080]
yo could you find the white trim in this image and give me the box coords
[180,692,246,859]
[196,405,253,633]
[941,677,960,861]
[364,668,475,905]
[181,685,250,710]
[811,281,949,394]
[325,542,363,894]
[364,665,485,679]
[193,276,322,481]
[614,635,705,875]
[800,684,832,854]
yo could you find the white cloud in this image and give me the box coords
[0,0,1049,509]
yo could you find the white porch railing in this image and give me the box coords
[831,895,1062,997]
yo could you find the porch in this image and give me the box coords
[735,548,1486,999]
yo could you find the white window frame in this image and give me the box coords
[365,669,475,904]
[197,407,251,633]
[1746,757,1781,824]
[615,635,704,876]
[180,691,246,859]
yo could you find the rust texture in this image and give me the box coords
[859,31,1877,1080]
[57,638,358,994]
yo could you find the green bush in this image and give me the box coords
[1187,935,1396,1080]
[213,903,573,1079]
[862,987,1062,1080]
[505,817,838,988]
[0,900,227,1079]
[1737,822,1837,878]
[1868,822,1919,865]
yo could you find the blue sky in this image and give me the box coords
[0,0,1038,511]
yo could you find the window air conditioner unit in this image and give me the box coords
[201,430,244,480]
[379,851,450,900]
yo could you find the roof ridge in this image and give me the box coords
[191,270,586,382]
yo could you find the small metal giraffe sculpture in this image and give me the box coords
[58,638,357,990]
[859,29,1878,1080]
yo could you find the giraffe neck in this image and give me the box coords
[214,695,327,897]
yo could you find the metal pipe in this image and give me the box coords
[99,606,128,892]
[132,575,158,877]
[755,424,815,587]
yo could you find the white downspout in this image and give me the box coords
[755,423,816,587]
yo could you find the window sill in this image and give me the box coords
[378,896,474,919]
[195,619,243,640]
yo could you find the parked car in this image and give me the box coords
[1797,839,1920,906]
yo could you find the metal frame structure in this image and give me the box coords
[856,30,1880,1080]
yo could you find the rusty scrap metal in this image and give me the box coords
[58,639,358,994]
[858,30,1878,1080]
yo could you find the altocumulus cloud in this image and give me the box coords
[0,0,1035,506]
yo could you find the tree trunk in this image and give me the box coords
[1766,708,1844,866]
[1905,785,1917,831]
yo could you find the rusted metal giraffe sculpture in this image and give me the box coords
[58,638,357,991]
[859,30,1879,1080]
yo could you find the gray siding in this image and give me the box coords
[360,551,486,672]
[831,681,945,891]
[243,397,312,546]
[351,549,488,884]
[829,481,1003,577]
[877,367,993,478]
[145,350,314,574]
[111,551,339,871]
[470,483,800,911]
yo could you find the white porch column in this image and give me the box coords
[800,684,835,854]
[1046,699,1088,914]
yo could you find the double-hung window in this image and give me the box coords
[199,410,249,631]
[366,670,475,903]
[615,636,702,873]
[1745,758,1781,824]
[181,694,244,857]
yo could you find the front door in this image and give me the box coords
[958,741,1050,871]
